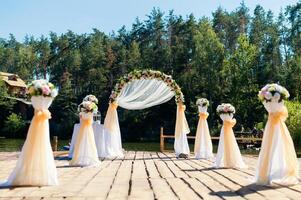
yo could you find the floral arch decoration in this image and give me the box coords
[103,69,190,158]
[109,70,185,104]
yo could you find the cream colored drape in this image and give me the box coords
[174,103,190,156]
[70,112,100,167]
[103,102,124,158]
[215,114,247,169]
[255,102,299,185]
[194,112,213,159]
[1,96,58,186]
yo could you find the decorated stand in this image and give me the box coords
[215,103,247,169]
[1,80,59,186]
[194,98,213,159]
[69,96,101,167]
[255,84,299,185]
[103,70,190,158]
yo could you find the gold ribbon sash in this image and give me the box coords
[104,102,119,134]
[199,112,209,120]
[223,119,236,167]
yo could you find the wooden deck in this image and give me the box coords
[1,151,301,200]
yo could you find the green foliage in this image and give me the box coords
[286,101,301,149]
[0,81,16,125]
[51,72,77,139]
[2,113,26,138]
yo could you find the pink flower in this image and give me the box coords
[42,86,51,95]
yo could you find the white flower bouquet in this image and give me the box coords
[83,94,98,104]
[258,83,289,103]
[196,98,209,113]
[217,103,235,121]
[78,101,98,113]
[196,98,209,107]
[216,103,235,115]
[258,83,289,113]
[27,79,58,98]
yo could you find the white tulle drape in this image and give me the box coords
[117,79,175,109]
[103,79,189,158]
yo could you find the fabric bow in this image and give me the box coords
[34,109,51,120]
[179,103,186,111]
[111,102,119,109]
[81,118,93,126]
[223,119,236,129]
[199,112,209,120]
[268,110,288,124]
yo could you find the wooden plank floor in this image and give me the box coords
[1,151,301,200]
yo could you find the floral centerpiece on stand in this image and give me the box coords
[27,79,58,110]
[27,79,58,98]
[109,69,184,103]
[83,94,98,104]
[217,103,235,121]
[78,101,98,113]
[216,103,235,115]
[258,83,289,103]
[258,83,289,113]
[196,98,209,113]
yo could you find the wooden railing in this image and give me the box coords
[159,127,262,152]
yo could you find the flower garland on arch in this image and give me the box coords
[109,70,185,103]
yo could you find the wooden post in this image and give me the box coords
[53,136,58,152]
[160,127,164,152]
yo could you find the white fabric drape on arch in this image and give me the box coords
[103,79,190,158]
[118,79,175,109]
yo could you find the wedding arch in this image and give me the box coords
[103,70,190,158]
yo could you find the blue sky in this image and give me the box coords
[0,0,298,41]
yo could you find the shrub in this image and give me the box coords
[2,113,27,138]
[285,101,301,150]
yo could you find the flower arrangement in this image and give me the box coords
[27,79,58,98]
[196,98,209,107]
[258,83,289,103]
[109,70,184,103]
[78,101,98,113]
[83,94,98,104]
[216,103,235,115]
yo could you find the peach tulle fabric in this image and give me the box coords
[215,115,247,169]
[104,102,119,135]
[70,112,100,167]
[255,107,299,185]
[174,103,190,156]
[194,112,213,159]
[2,97,58,186]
